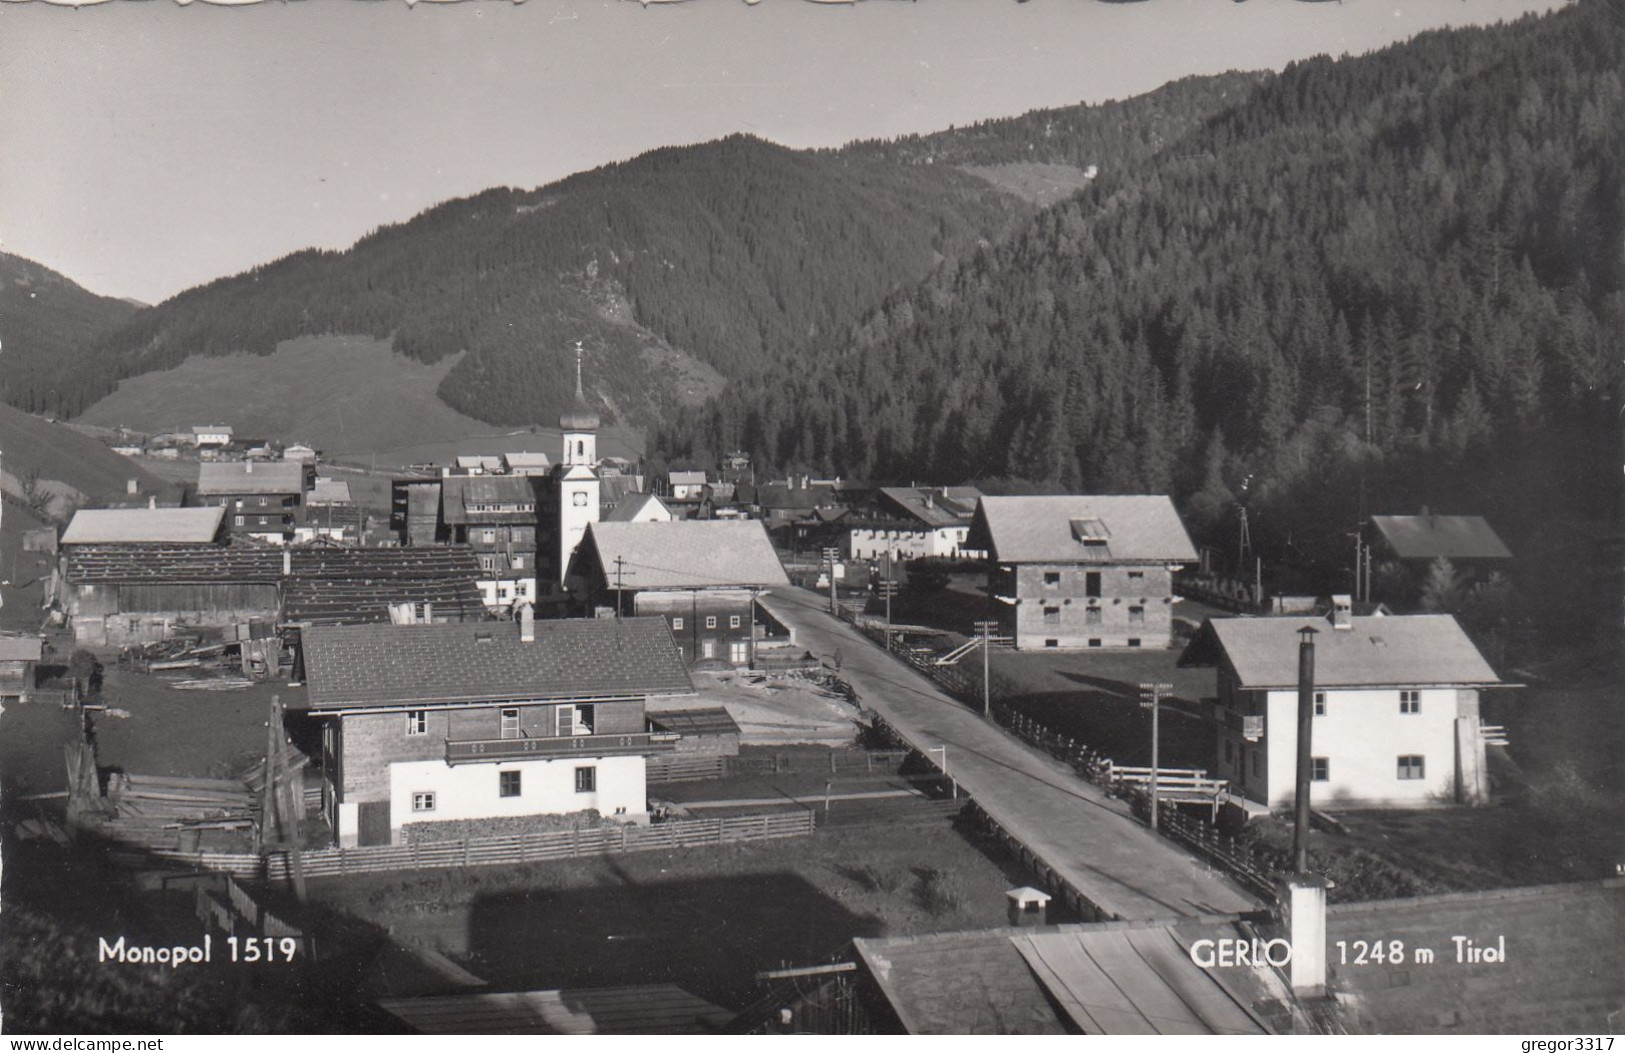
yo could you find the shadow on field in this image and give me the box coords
[462,868,884,1009]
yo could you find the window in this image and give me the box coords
[1043,572,1061,588]
[480,529,496,544]
[1311,757,1329,782]
[500,708,520,740]
[705,616,717,629]
[729,614,742,629]
[406,710,427,736]
[499,771,521,798]
[557,705,574,736]
[1043,606,1061,626]
[1400,690,1421,714]
[1085,607,1102,625]
[258,497,269,507]
[1127,571,1145,582]
[258,516,268,526]
[412,792,436,812]
[479,555,497,573]
[1128,605,1145,625]
[730,640,749,664]
[1314,692,1327,717]
[1045,638,1059,649]
[575,704,595,734]
[1397,755,1425,780]
[572,491,588,507]
[234,515,245,527]
[575,766,596,793]
[1085,572,1102,598]
[1127,638,1141,648]
[1088,639,1102,648]
[671,616,685,631]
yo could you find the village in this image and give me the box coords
[0,337,1617,1036]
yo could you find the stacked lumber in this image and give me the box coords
[106,773,256,830]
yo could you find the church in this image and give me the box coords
[535,343,605,608]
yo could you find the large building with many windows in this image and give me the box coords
[299,612,693,846]
[1180,603,1505,809]
[966,495,1198,650]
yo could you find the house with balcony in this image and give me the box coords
[1179,600,1506,809]
[574,520,791,667]
[966,495,1198,651]
[194,461,307,543]
[435,474,542,611]
[846,486,985,562]
[298,611,693,846]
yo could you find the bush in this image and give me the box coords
[915,867,966,916]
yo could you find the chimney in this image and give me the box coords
[245,461,253,473]
[148,496,157,510]
[1328,595,1352,630]
[282,549,291,577]
[1277,874,1329,998]
[127,478,139,495]
[1005,886,1051,928]
[519,602,535,643]
[422,602,433,624]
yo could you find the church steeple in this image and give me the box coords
[559,340,599,466]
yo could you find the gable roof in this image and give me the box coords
[1183,614,1501,689]
[1370,515,1512,560]
[602,492,671,523]
[969,495,1198,564]
[377,984,733,1035]
[192,424,233,436]
[300,616,693,711]
[584,520,791,590]
[503,452,552,471]
[440,475,539,525]
[196,461,304,496]
[308,479,353,505]
[667,470,707,486]
[61,506,225,545]
[875,486,984,529]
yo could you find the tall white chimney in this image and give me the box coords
[519,602,535,643]
[282,549,291,577]
[1329,594,1353,630]
[1277,875,1329,997]
[127,478,139,495]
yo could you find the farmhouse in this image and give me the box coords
[298,478,365,544]
[194,461,307,543]
[440,474,541,610]
[967,495,1198,650]
[298,612,693,846]
[1180,602,1505,809]
[575,520,791,667]
[192,424,234,448]
[663,470,709,501]
[0,634,43,702]
[846,486,985,562]
[502,451,552,476]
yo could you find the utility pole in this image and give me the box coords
[1255,556,1263,609]
[974,620,999,720]
[1236,507,1252,577]
[612,556,629,618]
[823,547,840,615]
[879,551,898,652]
[928,746,955,800]
[1139,682,1173,832]
[1293,626,1319,873]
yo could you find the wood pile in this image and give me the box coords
[85,773,259,851]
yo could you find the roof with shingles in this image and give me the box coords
[646,707,741,737]
[875,487,984,529]
[968,495,1198,564]
[602,492,671,523]
[584,520,791,590]
[64,544,483,587]
[441,475,540,525]
[308,479,353,505]
[196,461,304,496]
[300,616,693,710]
[61,507,225,545]
[1185,613,1501,689]
[377,984,733,1035]
[1370,515,1513,560]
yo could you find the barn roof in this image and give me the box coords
[377,984,732,1035]
[308,479,353,505]
[300,616,693,710]
[1181,614,1501,689]
[1370,515,1512,560]
[968,495,1198,564]
[440,475,539,525]
[667,470,708,486]
[196,461,304,496]
[584,520,791,590]
[0,635,43,662]
[61,506,225,545]
[875,486,984,529]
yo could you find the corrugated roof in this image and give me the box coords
[969,495,1198,563]
[1371,515,1512,560]
[196,461,305,496]
[300,616,693,710]
[647,707,741,737]
[61,507,225,545]
[1011,929,1267,1035]
[0,635,43,662]
[1189,614,1500,688]
[584,521,791,590]
[377,985,732,1035]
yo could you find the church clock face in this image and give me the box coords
[572,491,588,507]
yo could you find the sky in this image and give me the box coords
[0,0,1561,305]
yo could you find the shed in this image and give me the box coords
[647,706,742,756]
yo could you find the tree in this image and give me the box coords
[1419,557,1467,614]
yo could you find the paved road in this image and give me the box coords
[761,587,1261,920]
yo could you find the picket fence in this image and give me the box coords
[111,811,816,881]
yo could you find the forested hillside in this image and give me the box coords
[661,2,1622,596]
[0,253,139,418]
[51,74,1260,431]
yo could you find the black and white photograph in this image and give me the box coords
[0,0,1620,1037]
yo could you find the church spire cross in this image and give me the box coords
[574,340,585,401]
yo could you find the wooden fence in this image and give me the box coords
[109,812,816,881]
[648,749,911,785]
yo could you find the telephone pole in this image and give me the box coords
[613,556,629,618]
[1293,626,1319,873]
[1139,682,1173,832]
[974,620,1000,719]
[823,548,841,615]
[878,551,898,651]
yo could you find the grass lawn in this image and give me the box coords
[308,804,1033,1011]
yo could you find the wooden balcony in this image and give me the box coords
[445,731,679,766]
